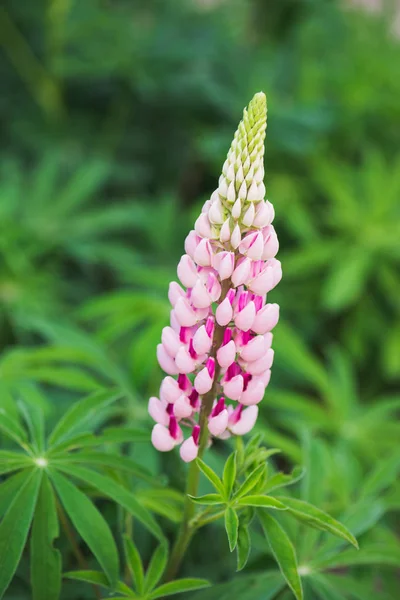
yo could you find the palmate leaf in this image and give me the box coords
[64,571,132,596]
[223,452,237,499]
[0,469,42,599]
[225,507,239,552]
[311,542,400,571]
[196,458,225,495]
[48,389,121,447]
[189,493,224,505]
[278,497,358,548]
[233,464,266,500]
[47,426,149,455]
[54,463,164,541]
[17,384,46,453]
[50,469,119,588]
[259,511,303,600]
[144,544,168,593]
[264,467,305,493]
[148,578,211,599]
[237,495,287,510]
[0,409,30,450]
[236,523,251,571]
[30,474,61,600]
[0,470,32,517]
[123,536,144,594]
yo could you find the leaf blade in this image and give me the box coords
[225,507,239,552]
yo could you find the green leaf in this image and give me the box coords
[144,545,168,593]
[223,452,237,499]
[64,571,133,596]
[17,385,46,452]
[312,543,400,570]
[225,507,239,552]
[236,523,251,571]
[278,497,358,549]
[148,578,211,599]
[50,469,119,588]
[233,464,266,500]
[54,451,154,483]
[55,463,164,541]
[0,470,32,517]
[237,496,287,510]
[123,536,144,594]
[196,458,225,495]
[0,470,42,599]
[188,493,224,505]
[360,452,400,499]
[259,511,303,600]
[0,410,29,449]
[265,467,305,493]
[31,475,61,600]
[48,389,121,447]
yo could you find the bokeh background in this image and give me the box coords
[1,0,400,598]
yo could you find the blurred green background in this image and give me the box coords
[1,0,400,598]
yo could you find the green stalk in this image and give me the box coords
[165,281,230,581]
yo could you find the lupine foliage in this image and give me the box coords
[0,0,400,599]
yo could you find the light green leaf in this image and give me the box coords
[48,389,121,447]
[148,578,211,599]
[0,470,42,599]
[265,467,305,493]
[259,511,303,600]
[144,545,168,593]
[237,496,287,510]
[278,497,358,548]
[31,474,61,600]
[55,463,164,541]
[233,464,266,500]
[123,536,144,594]
[196,458,225,495]
[63,571,133,596]
[223,452,237,499]
[50,469,119,588]
[236,523,251,571]
[225,507,239,552]
[189,494,224,505]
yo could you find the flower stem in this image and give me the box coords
[165,281,230,581]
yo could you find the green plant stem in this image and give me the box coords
[165,281,230,581]
[56,499,102,600]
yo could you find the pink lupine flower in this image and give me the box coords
[149,92,282,461]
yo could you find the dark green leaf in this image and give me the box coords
[123,536,144,594]
[144,545,168,593]
[0,470,42,599]
[17,385,46,452]
[31,474,61,600]
[225,507,239,552]
[0,470,33,517]
[196,458,225,495]
[54,451,154,483]
[48,389,121,447]
[149,578,211,599]
[223,452,237,499]
[50,469,119,588]
[278,497,358,549]
[236,523,251,571]
[237,496,287,510]
[0,410,29,449]
[55,463,164,541]
[259,511,303,600]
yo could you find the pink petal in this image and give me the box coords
[174,297,198,327]
[230,406,259,435]
[223,374,244,400]
[191,279,212,309]
[244,349,274,375]
[208,409,229,436]
[160,376,181,403]
[194,366,213,394]
[239,335,266,362]
[175,347,196,374]
[194,239,213,267]
[216,297,233,326]
[195,213,213,238]
[177,255,198,288]
[253,200,274,228]
[217,340,236,368]
[179,436,199,462]
[161,326,182,358]
[168,282,186,307]
[148,397,169,425]
[231,257,252,287]
[151,424,176,452]
[185,230,201,258]
[252,303,280,334]
[240,379,265,406]
[157,344,179,375]
[174,394,193,419]
[193,325,212,355]
[234,301,256,332]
